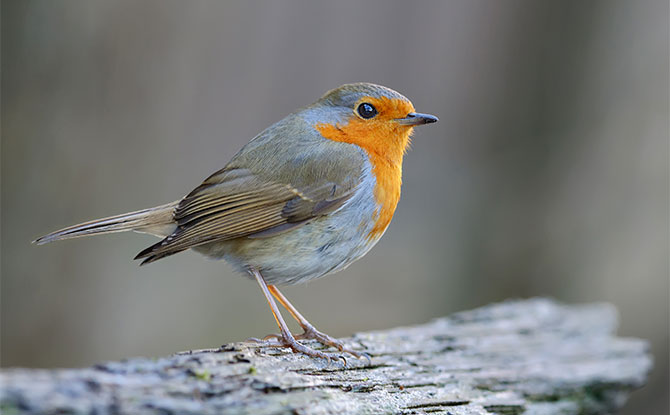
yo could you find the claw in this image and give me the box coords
[262,333,282,341]
[337,355,348,367]
[359,352,372,365]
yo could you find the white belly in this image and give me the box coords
[194,161,385,285]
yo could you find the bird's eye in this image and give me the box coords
[357,103,377,119]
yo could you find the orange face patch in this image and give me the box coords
[315,96,415,239]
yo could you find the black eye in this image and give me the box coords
[357,103,377,119]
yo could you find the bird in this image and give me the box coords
[34,82,438,363]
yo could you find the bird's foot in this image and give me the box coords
[295,326,371,364]
[249,333,348,365]
[250,329,370,363]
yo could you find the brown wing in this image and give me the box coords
[134,167,356,265]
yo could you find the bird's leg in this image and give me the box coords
[267,285,370,362]
[249,267,345,363]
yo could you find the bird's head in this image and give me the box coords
[310,83,438,164]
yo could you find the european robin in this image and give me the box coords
[35,83,438,362]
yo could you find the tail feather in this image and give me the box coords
[34,202,179,245]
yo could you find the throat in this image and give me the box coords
[367,153,402,240]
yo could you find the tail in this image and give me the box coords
[33,201,179,245]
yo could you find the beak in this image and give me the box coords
[395,112,439,126]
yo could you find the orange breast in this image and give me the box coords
[315,96,414,240]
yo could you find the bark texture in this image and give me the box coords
[0,298,651,414]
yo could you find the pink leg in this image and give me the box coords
[267,285,370,362]
[249,267,347,363]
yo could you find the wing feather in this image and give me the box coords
[135,167,359,264]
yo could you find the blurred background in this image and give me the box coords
[2,1,667,413]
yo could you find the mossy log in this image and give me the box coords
[0,298,651,414]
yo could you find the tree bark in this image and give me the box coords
[0,298,651,415]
